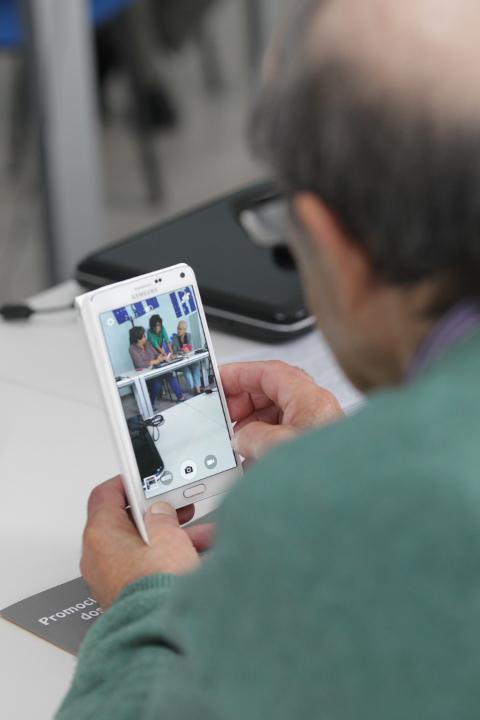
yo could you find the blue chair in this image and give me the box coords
[0,0,133,46]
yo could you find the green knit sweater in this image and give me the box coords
[56,332,480,719]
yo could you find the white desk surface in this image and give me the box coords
[0,281,266,720]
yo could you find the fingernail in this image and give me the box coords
[149,501,175,516]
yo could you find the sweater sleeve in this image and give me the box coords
[55,576,176,720]
[54,425,348,720]
[54,393,480,720]
[54,439,301,720]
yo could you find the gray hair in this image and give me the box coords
[249,1,480,307]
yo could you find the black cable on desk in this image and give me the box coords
[0,302,75,320]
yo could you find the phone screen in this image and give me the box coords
[99,284,236,499]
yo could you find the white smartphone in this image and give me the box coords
[76,263,242,542]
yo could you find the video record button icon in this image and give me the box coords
[180,460,197,480]
[204,454,217,470]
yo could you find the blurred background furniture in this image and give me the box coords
[0,0,289,302]
[1,0,226,204]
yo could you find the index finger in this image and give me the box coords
[87,475,127,521]
[220,363,273,422]
[220,361,313,421]
[220,361,300,397]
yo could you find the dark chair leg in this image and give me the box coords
[110,11,163,204]
[162,377,174,402]
[193,20,224,94]
[8,55,30,177]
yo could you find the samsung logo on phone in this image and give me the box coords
[131,287,156,301]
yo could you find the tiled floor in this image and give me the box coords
[0,0,264,305]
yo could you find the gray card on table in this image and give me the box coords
[1,577,103,655]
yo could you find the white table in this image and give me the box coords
[0,281,265,720]
[119,351,210,418]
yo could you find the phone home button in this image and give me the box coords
[183,483,206,499]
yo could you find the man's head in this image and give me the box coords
[250,0,480,391]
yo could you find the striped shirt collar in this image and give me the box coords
[407,301,480,382]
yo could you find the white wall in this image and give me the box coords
[100,287,205,377]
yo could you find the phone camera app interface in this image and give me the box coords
[100,285,236,499]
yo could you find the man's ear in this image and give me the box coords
[293,192,376,312]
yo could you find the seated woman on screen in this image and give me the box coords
[128,326,184,406]
[147,315,173,356]
[172,320,202,395]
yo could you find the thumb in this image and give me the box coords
[144,501,180,541]
[143,501,200,573]
[233,422,297,460]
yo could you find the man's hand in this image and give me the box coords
[80,477,214,609]
[221,361,343,460]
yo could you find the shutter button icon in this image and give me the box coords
[180,461,197,480]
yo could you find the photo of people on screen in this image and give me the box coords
[172,320,202,395]
[128,325,184,406]
[100,285,236,500]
